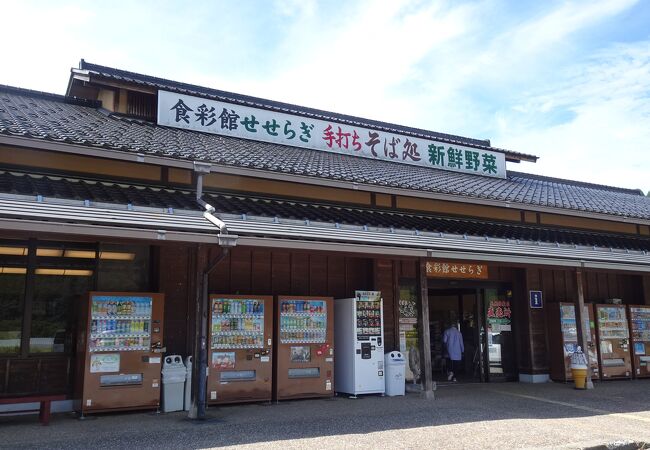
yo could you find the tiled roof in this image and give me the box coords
[2,169,649,252]
[1,85,649,220]
[75,60,536,162]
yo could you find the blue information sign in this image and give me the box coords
[529,290,543,309]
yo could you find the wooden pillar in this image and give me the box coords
[189,245,210,418]
[575,269,594,389]
[416,258,434,399]
[643,275,650,306]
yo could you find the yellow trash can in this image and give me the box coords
[571,364,588,389]
[570,347,589,390]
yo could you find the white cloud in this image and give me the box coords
[1,0,648,193]
[500,40,650,192]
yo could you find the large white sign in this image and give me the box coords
[157,90,506,178]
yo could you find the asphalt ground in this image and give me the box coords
[1,380,650,449]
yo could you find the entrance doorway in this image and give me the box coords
[429,287,517,383]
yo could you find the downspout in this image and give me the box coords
[189,162,238,420]
[194,162,237,247]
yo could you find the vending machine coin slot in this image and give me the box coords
[220,370,256,382]
[377,337,382,347]
[99,373,143,387]
[288,367,320,378]
[361,342,372,359]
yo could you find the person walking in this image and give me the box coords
[443,322,464,382]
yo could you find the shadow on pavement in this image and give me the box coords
[1,380,650,449]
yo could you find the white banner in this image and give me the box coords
[157,90,506,178]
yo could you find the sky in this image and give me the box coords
[1,0,649,193]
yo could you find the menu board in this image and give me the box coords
[89,296,152,352]
[280,300,327,344]
[211,298,265,349]
[630,307,650,343]
[597,306,629,339]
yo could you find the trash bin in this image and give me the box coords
[570,347,588,390]
[184,355,192,411]
[385,351,406,396]
[161,355,186,412]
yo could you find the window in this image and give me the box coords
[30,272,92,354]
[0,241,27,355]
[0,240,151,356]
[97,243,149,292]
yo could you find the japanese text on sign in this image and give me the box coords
[157,90,507,178]
[425,261,489,280]
[487,300,512,320]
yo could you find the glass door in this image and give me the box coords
[483,288,516,381]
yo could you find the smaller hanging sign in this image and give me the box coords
[529,290,543,309]
[426,261,488,280]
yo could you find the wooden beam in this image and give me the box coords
[575,269,594,389]
[416,258,435,399]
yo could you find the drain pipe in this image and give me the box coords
[194,162,238,247]
[189,162,238,420]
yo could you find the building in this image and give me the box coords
[1,60,649,412]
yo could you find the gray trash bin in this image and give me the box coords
[162,355,186,412]
[184,355,192,411]
[384,351,406,396]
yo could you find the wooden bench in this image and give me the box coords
[0,395,66,425]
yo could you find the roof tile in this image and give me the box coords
[1,85,649,220]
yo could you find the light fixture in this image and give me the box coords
[35,268,94,276]
[0,267,27,274]
[0,246,135,261]
[99,251,136,261]
[36,248,64,257]
[0,246,27,256]
[63,250,96,259]
[62,250,136,260]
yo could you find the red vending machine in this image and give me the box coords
[274,296,334,401]
[595,304,632,379]
[207,295,273,404]
[628,305,650,378]
[75,292,165,415]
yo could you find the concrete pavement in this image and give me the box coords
[1,380,650,449]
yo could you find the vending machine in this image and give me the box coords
[595,304,632,379]
[547,302,599,381]
[334,291,384,396]
[274,296,334,401]
[75,292,165,415]
[207,295,273,404]
[628,305,650,378]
